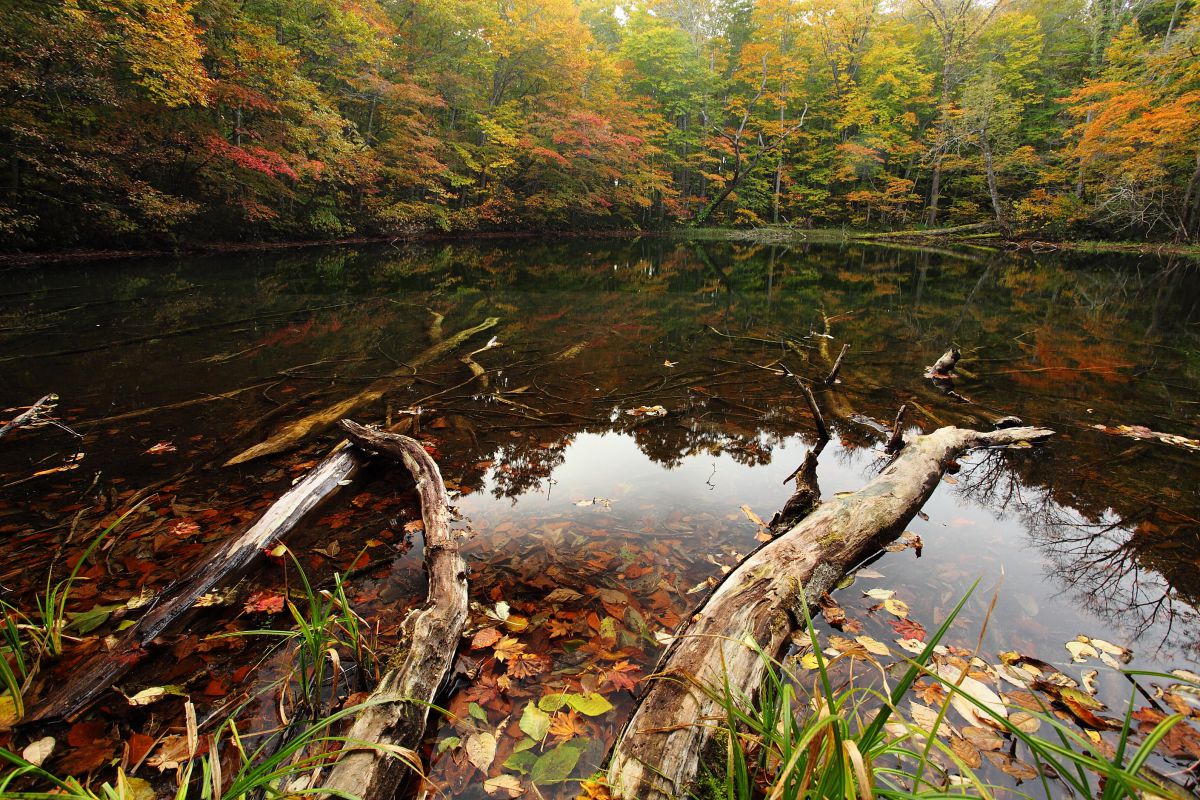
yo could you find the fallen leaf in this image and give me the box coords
[520,701,551,742]
[21,736,55,767]
[937,664,1007,728]
[484,774,524,797]
[125,685,188,706]
[466,732,498,771]
[472,627,503,649]
[1065,639,1098,663]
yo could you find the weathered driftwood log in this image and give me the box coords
[225,317,499,466]
[607,424,1054,800]
[320,420,468,800]
[26,448,359,722]
[928,348,961,379]
[0,394,58,440]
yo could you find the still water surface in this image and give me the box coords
[0,237,1197,796]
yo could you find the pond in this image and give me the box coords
[0,237,1198,798]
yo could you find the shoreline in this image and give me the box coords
[2,227,1198,268]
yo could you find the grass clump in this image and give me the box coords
[695,583,1194,800]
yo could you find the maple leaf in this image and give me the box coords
[549,710,588,741]
[492,635,525,662]
[244,591,285,614]
[604,660,641,692]
[915,680,947,706]
[463,669,506,707]
[888,618,927,641]
[506,652,549,680]
[545,617,573,638]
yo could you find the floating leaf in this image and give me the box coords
[545,588,583,603]
[484,775,524,797]
[882,598,910,618]
[566,692,613,717]
[466,732,497,771]
[856,636,890,656]
[863,588,895,600]
[530,742,583,784]
[520,702,551,742]
[1065,639,1098,663]
[937,665,1007,728]
[472,627,502,649]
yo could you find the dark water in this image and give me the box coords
[0,238,1197,796]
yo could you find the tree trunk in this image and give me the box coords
[26,447,360,723]
[926,156,943,226]
[225,317,499,466]
[319,420,468,800]
[606,425,1054,800]
[980,135,1008,234]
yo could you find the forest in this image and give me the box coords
[2,0,1200,250]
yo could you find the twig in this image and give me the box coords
[825,344,850,386]
[886,404,908,452]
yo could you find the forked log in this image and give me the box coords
[225,317,499,466]
[607,424,1054,800]
[320,420,468,800]
[26,448,359,723]
[0,394,58,440]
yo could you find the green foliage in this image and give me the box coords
[2,0,1199,245]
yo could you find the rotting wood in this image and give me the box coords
[25,447,359,723]
[606,424,1054,800]
[928,348,961,379]
[459,336,501,391]
[225,317,499,466]
[770,440,825,533]
[0,394,59,440]
[824,343,850,385]
[886,404,908,452]
[319,419,468,800]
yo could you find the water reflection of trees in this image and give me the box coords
[956,451,1200,657]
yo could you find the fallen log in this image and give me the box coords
[0,394,58,440]
[225,317,499,466]
[25,447,359,723]
[320,420,468,800]
[606,424,1054,800]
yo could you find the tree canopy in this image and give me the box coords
[1,0,1198,247]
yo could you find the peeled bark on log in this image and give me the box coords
[0,394,58,440]
[225,317,499,466]
[320,420,468,800]
[607,425,1054,800]
[26,447,359,723]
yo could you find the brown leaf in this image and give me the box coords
[950,735,981,768]
[472,627,502,649]
[1132,708,1200,759]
